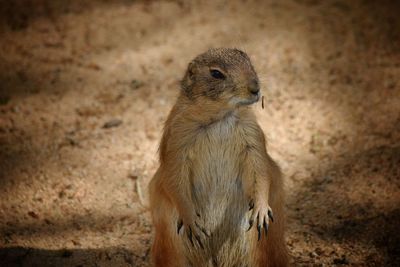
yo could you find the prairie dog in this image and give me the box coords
[149,48,288,267]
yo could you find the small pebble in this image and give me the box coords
[130,79,144,90]
[103,119,123,129]
[28,211,39,219]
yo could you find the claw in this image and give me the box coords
[263,219,269,237]
[201,227,210,237]
[249,200,254,210]
[187,226,194,246]
[257,224,261,241]
[194,234,204,249]
[268,210,274,223]
[177,219,183,234]
[247,219,254,231]
[195,221,210,237]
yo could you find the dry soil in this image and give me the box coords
[0,0,399,266]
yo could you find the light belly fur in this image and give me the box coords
[183,118,253,266]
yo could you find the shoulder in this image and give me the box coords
[159,101,200,162]
[237,108,267,145]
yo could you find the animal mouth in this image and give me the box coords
[236,93,260,106]
[252,92,260,102]
[229,92,260,107]
[247,92,260,104]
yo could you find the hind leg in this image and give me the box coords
[152,217,184,267]
[258,200,288,266]
[150,174,186,267]
[255,171,289,267]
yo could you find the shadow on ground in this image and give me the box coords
[290,145,400,266]
[0,246,146,267]
[0,0,141,31]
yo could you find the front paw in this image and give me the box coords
[177,214,209,249]
[247,199,274,241]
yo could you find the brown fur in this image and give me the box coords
[149,48,289,267]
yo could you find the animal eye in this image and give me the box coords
[210,69,225,79]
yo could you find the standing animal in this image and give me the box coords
[149,48,288,267]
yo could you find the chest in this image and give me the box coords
[184,116,248,178]
[196,115,245,153]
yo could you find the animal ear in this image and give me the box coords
[234,48,249,59]
[181,61,196,98]
[187,61,196,80]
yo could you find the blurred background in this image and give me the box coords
[0,0,399,266]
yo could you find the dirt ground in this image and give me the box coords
[0,0,399,266]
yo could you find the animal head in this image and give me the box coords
[181,48,260,106]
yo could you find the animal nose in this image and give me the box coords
[249,79,260,95]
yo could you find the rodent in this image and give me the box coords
[149,48,288,267]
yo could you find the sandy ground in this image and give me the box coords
[0,0,399,266]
